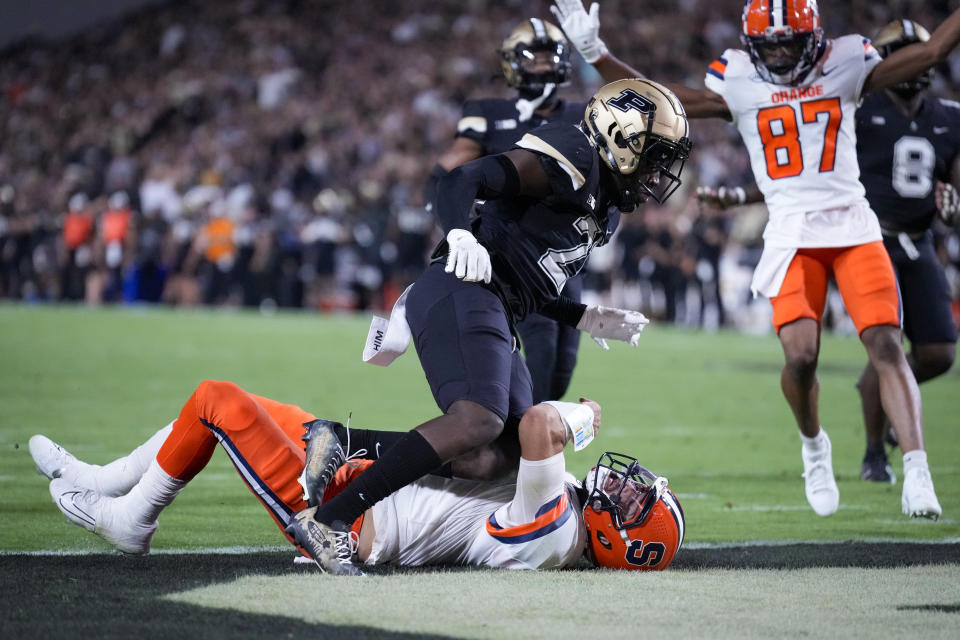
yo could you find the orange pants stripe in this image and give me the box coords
[155,380,369,545]
[771,241,901,335]
[156,380,316,540]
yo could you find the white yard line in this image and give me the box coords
[4,538,958,556]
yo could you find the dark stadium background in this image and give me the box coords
[1,0,957,333]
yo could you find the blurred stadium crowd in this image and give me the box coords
[1,0,957,331]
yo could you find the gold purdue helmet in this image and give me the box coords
[500,18,572,96]
[873,20,933,97]
[584,79,692,211]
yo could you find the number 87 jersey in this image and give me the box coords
[705,35,882,233]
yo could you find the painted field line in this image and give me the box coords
[5,538,958,556]
[0,545,290,556]
[683,537,960,549]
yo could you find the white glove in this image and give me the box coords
[551,1,608,64]
[444,228,492,283]
[937,182,960,226]
[576,305,649,349]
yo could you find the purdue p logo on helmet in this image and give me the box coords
[584,79,692,210]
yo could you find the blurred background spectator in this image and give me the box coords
[0,0,957,334]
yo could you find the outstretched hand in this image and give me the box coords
[936,182,959,226]
[550,1,608,63]
[576,305,650,349]
[696,185,747,210]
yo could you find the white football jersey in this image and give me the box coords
[705,35,884,248]
[365,453,586,570]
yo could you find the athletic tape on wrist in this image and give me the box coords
[543,401,596,451]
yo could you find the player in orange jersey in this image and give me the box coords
[550,0,960,519]
[30,379,684,573]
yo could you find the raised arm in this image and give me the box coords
[551,0,731,119]
[864,9,960,94]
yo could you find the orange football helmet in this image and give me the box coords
[582,452,685,571]
[741,0,823,85]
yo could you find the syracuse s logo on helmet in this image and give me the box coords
[625,539,667,567]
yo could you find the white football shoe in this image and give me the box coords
[801,434,839,517]
[29,435,76,480]
[901,467,942,520]
[49,478,157,555]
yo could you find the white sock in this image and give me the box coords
[116,458,186,526]
[68,423,174,496]
[800,428,829,453]
[902,449,929,474]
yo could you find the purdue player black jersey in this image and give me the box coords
[456,99,587,156]
[472,122,620,322]
[856,92,960,234]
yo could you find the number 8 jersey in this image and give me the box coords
[704,35,883,248]
[856,92,960,234]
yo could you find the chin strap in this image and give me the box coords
[515,83,556,122]
[651,476,668,502]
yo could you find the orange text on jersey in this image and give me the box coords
[770,84,824,104]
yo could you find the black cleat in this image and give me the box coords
[285,507,363,576]
[860,452,896,484]
[299,419,346,507]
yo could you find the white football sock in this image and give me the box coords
[800,427,829,453]
[116,458,186,526]
[68,422,174,496]
[902,449,929,474]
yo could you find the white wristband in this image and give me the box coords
[544,401,596,452]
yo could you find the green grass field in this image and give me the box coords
[1,304,958,638]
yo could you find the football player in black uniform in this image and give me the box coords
[424,18,589,404]
[287,78,693,575]
[854,20,960,484]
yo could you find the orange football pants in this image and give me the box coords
[154,380,368,544]
[771,241,901,335]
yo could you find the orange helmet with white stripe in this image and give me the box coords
[582,452,685,571]
[741,0,824,85]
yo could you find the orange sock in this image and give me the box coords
[155,389,217,481]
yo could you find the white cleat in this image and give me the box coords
[49,478,157,554]
[901,467,942,520]
[29,434,76,480]
[802,436,839,517]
